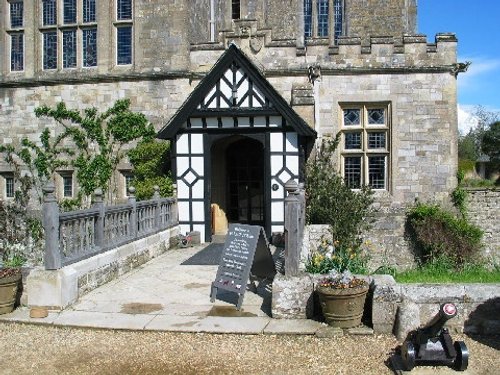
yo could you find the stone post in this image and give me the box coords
[153,185,161,230]
[128,186,137,237]
[42,182,61,270]
[284,179,302,276]
[93,188,105,249]
[171,183,178,227]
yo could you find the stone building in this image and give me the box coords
[0,0,464,267]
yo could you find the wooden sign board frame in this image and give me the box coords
[210,224,276,310]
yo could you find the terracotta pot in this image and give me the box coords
[317,283,369,328]
[0,271,22,315]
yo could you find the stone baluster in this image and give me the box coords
[93,188,105,249]
[153,185,161,230]
[128,186,137,237]
[43,182,61,270]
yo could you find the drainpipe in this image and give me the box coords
[210,0,216,42]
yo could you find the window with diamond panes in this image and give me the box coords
[43,0,57,26]
[83,0,96,23]
[83,28,97,67]
[11,33,24,71]
[10,1,24,28]
[304,0,343,41]
[117,0,132,20]
[341,105,389,190]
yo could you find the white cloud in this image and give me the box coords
[457,56,500,90]
[457,104,479,134]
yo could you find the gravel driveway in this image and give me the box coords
[0,323,498,375]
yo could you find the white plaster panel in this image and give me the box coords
[271,155,284,175]
[272,201,284,222]
[269,116,281,127]
[177,180,190,199]
[238,117,250,127]
[272,225,284,233]
[271,178,284,199]
[206,118,218,128]
[285,133,298,151]
[177,157,190,175]
[254,116,266,127]
[190,134,204,154]
[270,133,283,152]
[253,86,265,107]
[180,224,191,235]
[178,202,190,221]
[190,118,203,128]
[286,155,299,175]
[176,134,189,154]
[192,201,205,221]
[191,180,204,199]
[191,156,204,176]
[221,117,233,127]
[205,86,216,105]
[192,225,205,242]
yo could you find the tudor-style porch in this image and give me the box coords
[157,44,316,242]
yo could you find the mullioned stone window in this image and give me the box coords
[8,0,24,71]
[115,0,133,65]
[40,0,98,70]
[304,0,343,43]
[341,104,391,190]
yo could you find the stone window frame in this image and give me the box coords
[303,0,344,44]
[0,173,16,200]
[7,0,25,72]
[340,102,391,191]
[114,0,133,66]
[39,0,99,71]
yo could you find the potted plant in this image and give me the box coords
[306,236,371,328]
[0,249,26,315]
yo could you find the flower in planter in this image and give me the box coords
[305,235,370,275]
[317,269,368,289]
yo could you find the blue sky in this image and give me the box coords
[418,0,500,131]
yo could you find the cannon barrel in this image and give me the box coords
[420,302,457,338]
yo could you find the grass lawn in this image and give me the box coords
[394,266,500,283]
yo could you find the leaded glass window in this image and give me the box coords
[232,0,240,19]
[117,0,132,20]
[63,29,77,68]
[63,0,77,24]
[63,174,73,197]
[10,1,24,28]
[317,0,328,37]
[83,0,96,23]
[344,157,361,189]
[304,0,313,38]
[5,176,15,198]
[43,0,57,26]
[117,26,132,65]
[11,33,24,71]
[43,31,58,69]
[344,109,360,126]
[341,105,390,190]
[83,28,97,67]
[345,132,362,149]
[304,0,343,42]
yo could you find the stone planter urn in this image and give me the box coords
[317,283,369,328]
[0,269,22,315]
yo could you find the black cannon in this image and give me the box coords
[401,302,469,371]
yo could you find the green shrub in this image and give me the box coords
[407,203,483,269]
[306,134,374,249]
[458,159,476,173]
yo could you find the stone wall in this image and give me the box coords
[466,188,500,262]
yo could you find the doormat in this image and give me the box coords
[181,243,224,266]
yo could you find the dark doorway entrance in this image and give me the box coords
[226,138,264,226]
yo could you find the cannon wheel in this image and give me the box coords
[454,341,469,371]
[401,342,416,371]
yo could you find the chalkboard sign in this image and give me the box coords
[210,224,276,310]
